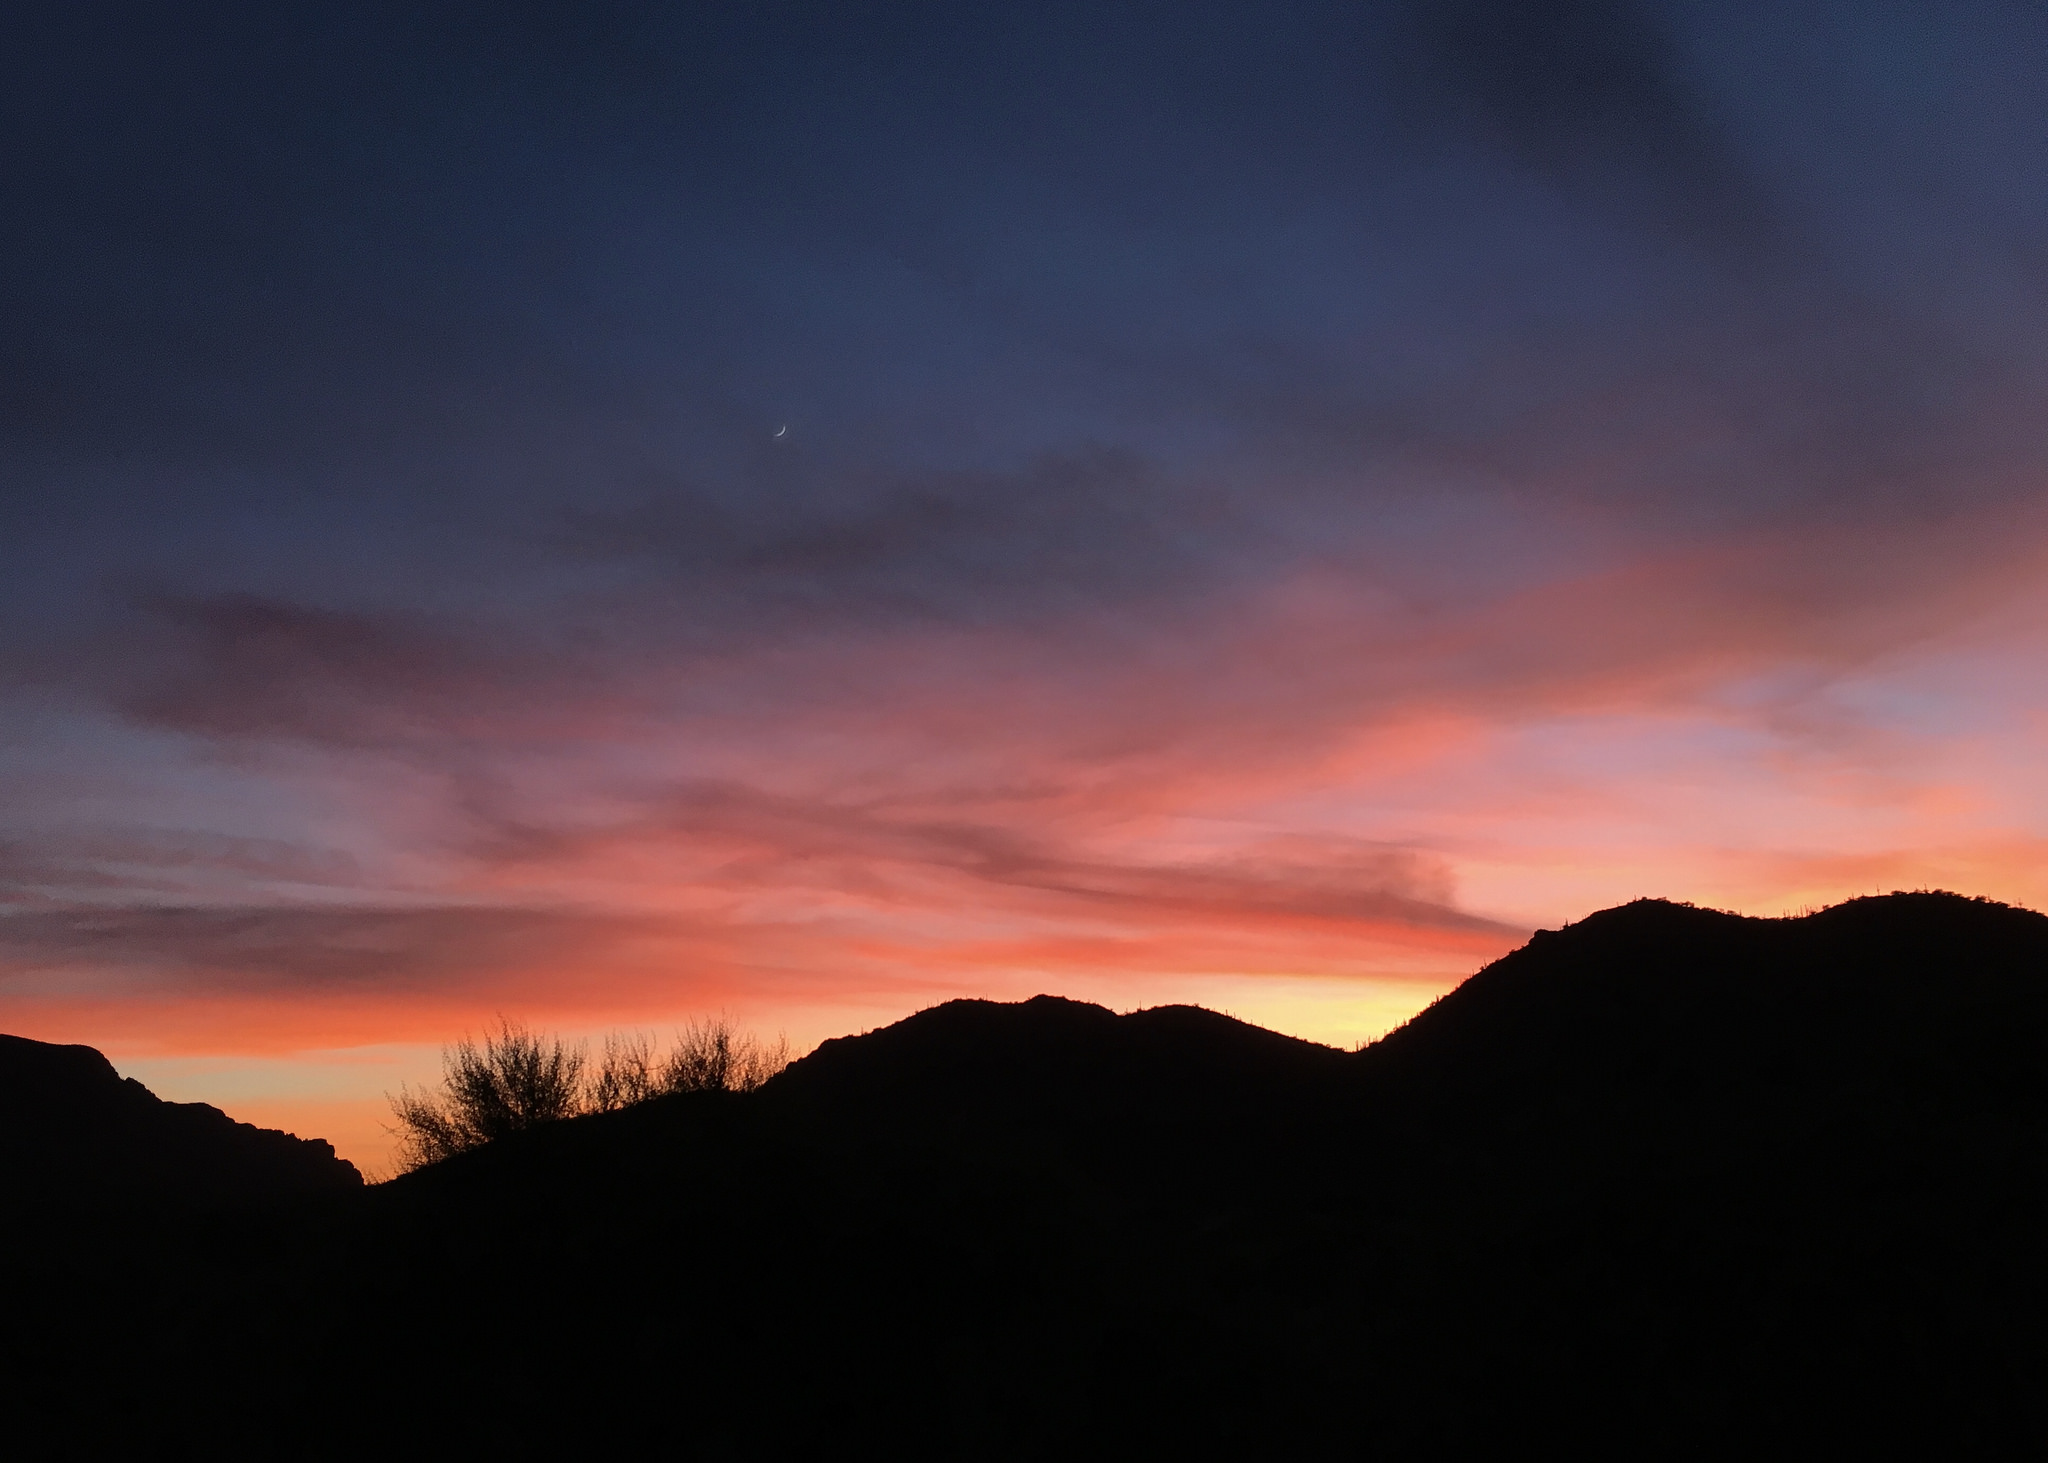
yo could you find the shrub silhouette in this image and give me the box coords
[389,1015,793,1168]
[589,1029,660,1112]
[658,1017,791,1094]
[388,1020,587,1169]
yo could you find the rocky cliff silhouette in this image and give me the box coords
[6,892,2047,1454]
[0,1033,362,1209]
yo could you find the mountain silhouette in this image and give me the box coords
[1342,893,2048,1452]
[0,1033,361,1209]
[6,892,2048,1454]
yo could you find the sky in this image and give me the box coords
[5,0,2048,1172]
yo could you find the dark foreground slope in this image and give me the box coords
[1350,893,2048,1451]
[0,1038,361,1452]
[9,894,2048,1456]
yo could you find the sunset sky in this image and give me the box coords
[6,1,2048,1171]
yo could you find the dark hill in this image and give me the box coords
[775,992,1344,1107]
[1367,892,2048,1109]
[9,892,2048,1456]
[764,994,1346,1194]
[1342,892,2048,1451]
[0,1033,362,1209]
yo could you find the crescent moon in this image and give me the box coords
[774,425,788,438]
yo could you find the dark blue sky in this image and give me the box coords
[11,2,2042,604]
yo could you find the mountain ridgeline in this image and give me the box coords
[0,1033,361,1207]
[7,892,2048,1454]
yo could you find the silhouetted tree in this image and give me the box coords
[389,1016,795,1168]
[589,1029,659,1112]
[659,1016,791,1094]
[388,1020,587,1169]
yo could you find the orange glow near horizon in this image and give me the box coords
[9,512,2048,1174]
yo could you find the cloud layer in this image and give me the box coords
[5,2,2048,1161]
